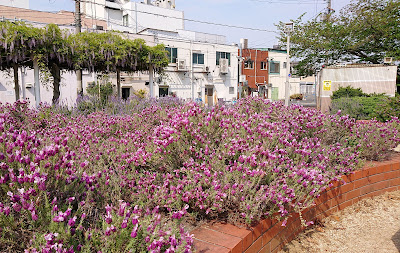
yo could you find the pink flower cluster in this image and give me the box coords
[0,98,399,252]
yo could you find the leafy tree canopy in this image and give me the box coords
[277,0,400,76]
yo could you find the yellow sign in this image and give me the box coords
[323,80,332,91]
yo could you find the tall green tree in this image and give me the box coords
[277,0,400,76]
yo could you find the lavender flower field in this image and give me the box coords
[1,97,399,252]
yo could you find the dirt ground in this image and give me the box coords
[280,191,400,253]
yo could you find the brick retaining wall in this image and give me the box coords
[192,154,400,253]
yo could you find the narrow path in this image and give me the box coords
[281,191,400,253]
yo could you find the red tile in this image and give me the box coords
[244,236,263,253]
[360,184,375,195]
[390,177,400,187]
[259,242,271,253]
[338,199,352,210]
[262,223,281,245]
[193,239,231,253]
[261,218,273,234]
[207,222,253,251]
[251,221,263,242]
[384,170,399,180]
[192,227,242,250]
[345,188,361,201]
[392,161,400,171]
[338,182,354,193]
[379,163,393,173]
[368,173,385,184]
[354,177,368,189]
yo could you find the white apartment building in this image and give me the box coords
[83,0,238,105]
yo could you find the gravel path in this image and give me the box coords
[281,191,400,253]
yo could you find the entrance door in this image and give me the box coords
[159,87,169,97]
[271,87,279,101]
[122,88,130,99]
[205,87,213,107]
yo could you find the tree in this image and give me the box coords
[39,24,74,103]
[277,0,400,76]
[0,21,43,101]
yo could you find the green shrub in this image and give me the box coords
[290,93,303,100]
[330,96,389,121]
[331,86,366,99]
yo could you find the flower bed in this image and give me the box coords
[192,154,400,252]
[0,97,399,252]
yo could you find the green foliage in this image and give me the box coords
[86,81,114,106]
[331,95,389,121]
[133,89,147,99]
[290,93,303,100]
[331,86,366,99]
[276,0,400,76]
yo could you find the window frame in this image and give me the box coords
[193,53,205,65]
[260,61,268,70]
[244,60,254,69]
[216,51,231,66]
[123,14,129,27]
[269,61,280,74]
[165,47,178,64]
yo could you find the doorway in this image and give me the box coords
[159,86,169,97]
[122,88,130,99]
[205,86,214,107]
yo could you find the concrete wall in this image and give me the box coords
[0,0,28,9]
[0,5,107,29]
[268,51,288,100]
[0,68,96,107]
[124,2,184,33]
[319,65,398,112]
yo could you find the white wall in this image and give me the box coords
[0,68,96,107]
[0,0,29,9]
[124,1,184,33]
[155,38,238,103]
[268,51,287,100]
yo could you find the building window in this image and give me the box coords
[244,60,254,69]
[193,53,204,65]
[260,62,267,70]
[216,51,230,66]
[269,61,280,74]
[283,62,287,69]
[166,47,177,63]
[229,87,235,94]
[123,14,129,27]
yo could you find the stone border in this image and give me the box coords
[192,154,400,253]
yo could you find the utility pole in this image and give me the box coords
[284,23,293,107]
[238,40,243,99]
[75,0,83,95]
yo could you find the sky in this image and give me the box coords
[29,0,351,48]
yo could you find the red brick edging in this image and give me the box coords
[192,154,400,253]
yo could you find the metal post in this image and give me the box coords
[117,69,121,98]
[34,59,41,107]
[149,65,154,98]
[284,23,293,107]
[75,0,83,95]
[21,68,26,100]
[190,41,194,100]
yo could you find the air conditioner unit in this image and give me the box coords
[384,57,393,64]
[219,58,229,74]
[177,59,186,71]
[25,82,33,88]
